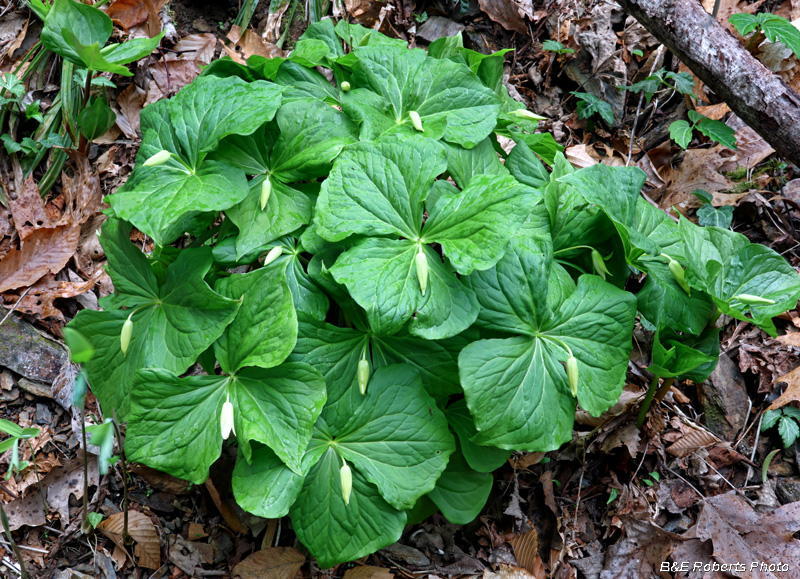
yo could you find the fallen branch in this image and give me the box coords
[615,0,800,166]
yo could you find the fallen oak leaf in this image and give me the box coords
[767,364,800,410]
[232,547,305,579]
[97,510,162,569]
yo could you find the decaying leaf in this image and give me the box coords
[115,83,147,139]
[106,0,167,37]
[767,364,800,410]
[171,33,217,65]
[0,225,80,293]
[599,516,685,579]
[6,174,54,239]
[666,426,721,458]
[204,478,249,534]
[232,547,305,579]
[508,527,546,578]
[130,464,194,494]
[478,0,529,34]
[97,510,162,569]
[483,565,538,579]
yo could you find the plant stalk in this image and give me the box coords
[111,409,130,545]
[0,502,28,579]
[637,375,659,428]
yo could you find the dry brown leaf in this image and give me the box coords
[149,59,202,97]
[509,452,544,470]
[0,225,80,293]
[231,547,305,579]
[658,148,736,213]
[717,125,775,174]
[130,464,193,494]
[343,0,384,27]
[777,332,800,348]
[187,522,207,541]
[599,516,685,579]
[342,566,395,579]
[2,269,104,321]
[6,173,54,239]
[478,0,528,34]
[767,364,800,410]
[97,510,162,570]
[0,10,28,67]
[483,565,538,579]
[171,33,217,64]
[204,478,249,534]
[665,426,720,458]
[696,103,731,121]
[508,528,545,578]
[115,83,147,139]
[564,144,599,169]
[60,152,103,227]
[106,0,167,37]
[600,422,641,457]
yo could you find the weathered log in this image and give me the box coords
[614,0,800,166]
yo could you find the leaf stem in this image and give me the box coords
[637,376,674,428]
[0,503,28,579]
[553,245,595,255]
[111,409,130,545]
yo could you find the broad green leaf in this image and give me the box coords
[63,328,95,363]
[297,19,344,59]
[679,218,800,335]
[315,137,448,242]
[647,328,718,379]
[41,0,112,65]
[670,120,692,149]
[225,177,312,259]
[730,13,800,58]
[109,160,249,247]
[443,138,507,189]
[290,448,407,568]
[68,241,239,418]
[334,20,407,49]
[445,399,511,473]
[78,96,116,141]
[213,267,297,373]
[264,237,329,320]
[688,111,736,150]
[127,362,326,481]
[762,409,781,431]
[778,415,800,448]
[697,204,734,228]
[344,46,502,147]
[101,33,164,65]
[333,365,456,510]
[426,446,493,524]
[232,442,318,518]
[423,174,540,274]
[62,29,130,75]
[86,419,115,475]
[506,135,550,189]
[461,243,636,450]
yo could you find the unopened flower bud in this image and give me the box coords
[512,109,546,121]
[143,150,171,167]
[120,313,133,356]
[566,356,578,397]
[263,246,282,266]
[415,246,428,296]
[260,178,272,210]
[733,294,776,305]
[340,81,351,92]
[591,249,611,280]
[665,256,691,296]
[358,358,370,395]
[221,399,235,439]
[408,111,424,132]
[340,461,352,505]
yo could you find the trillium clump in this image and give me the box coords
[64,19,800,569]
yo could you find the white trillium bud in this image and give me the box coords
[566,356,579,397]
[415,247,428,296]
[120,313,133,356]
[260,178,272,210]
[512,109,546,121]
[221,400,235,439]
[358,358,370,395]
[734,293,776,305]
[408,111,424,132]
[143,150,172,167]
[340,461,353,505]
[263,246,282,266]
[340,81,351,92]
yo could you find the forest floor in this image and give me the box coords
[2,0,800,578]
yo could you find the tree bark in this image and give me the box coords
[614,0,800,165]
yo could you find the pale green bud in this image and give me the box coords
[666,257,691,296]
[566,356,578,397]
[263,246,282,266]
[415,247,428,296]
[409,110,424,132]
[260,178,272,210]
[340,461,352,505]
[358,358,370,395]
[340,81,351,92]
[591,249,611,280]
[220,399,235,439]
[143,150,171,167]
[512,109,547,121]
[120,313,133,356]
[734,294,776,305]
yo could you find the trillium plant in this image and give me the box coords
[65,19,800,567]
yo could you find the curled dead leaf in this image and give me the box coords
[0,225,80,293]
[232,547,305,579]
[97,510,162,570]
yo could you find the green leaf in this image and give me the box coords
[86,418,115,475]
[334,365,455,510]
[290,447,407,568]
[232,443,306,518]
[647,328,718,379]
[0,419,23,438]
[620,75,661,103]
[213,266,297,373]
[426,446,493,524]
[666,71,694,95]
[445,399,511,473]
[63,328,95,363]
[506,135,550,189]
[67,221,239,417]
[77,96,116,142]
[542,40,574,54]
[265,237,330,321]
[778,415,800,448]
[315,137,447,242]
[226,177,312,260]
[762,409,781,431]
[729,13,760,36]
[423,174,540,274]
[572,92,614,125]
[697,203,734,228]
[443,138,508,190]
[344,46,502,147]
[731,13,800,59]
[61,29,131,75]
[688,111,736,150]
[101,33,164,66]
[669,120,693,149]
[41,0,112,65]
[461,241,636,450]
[127,362,326,482]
